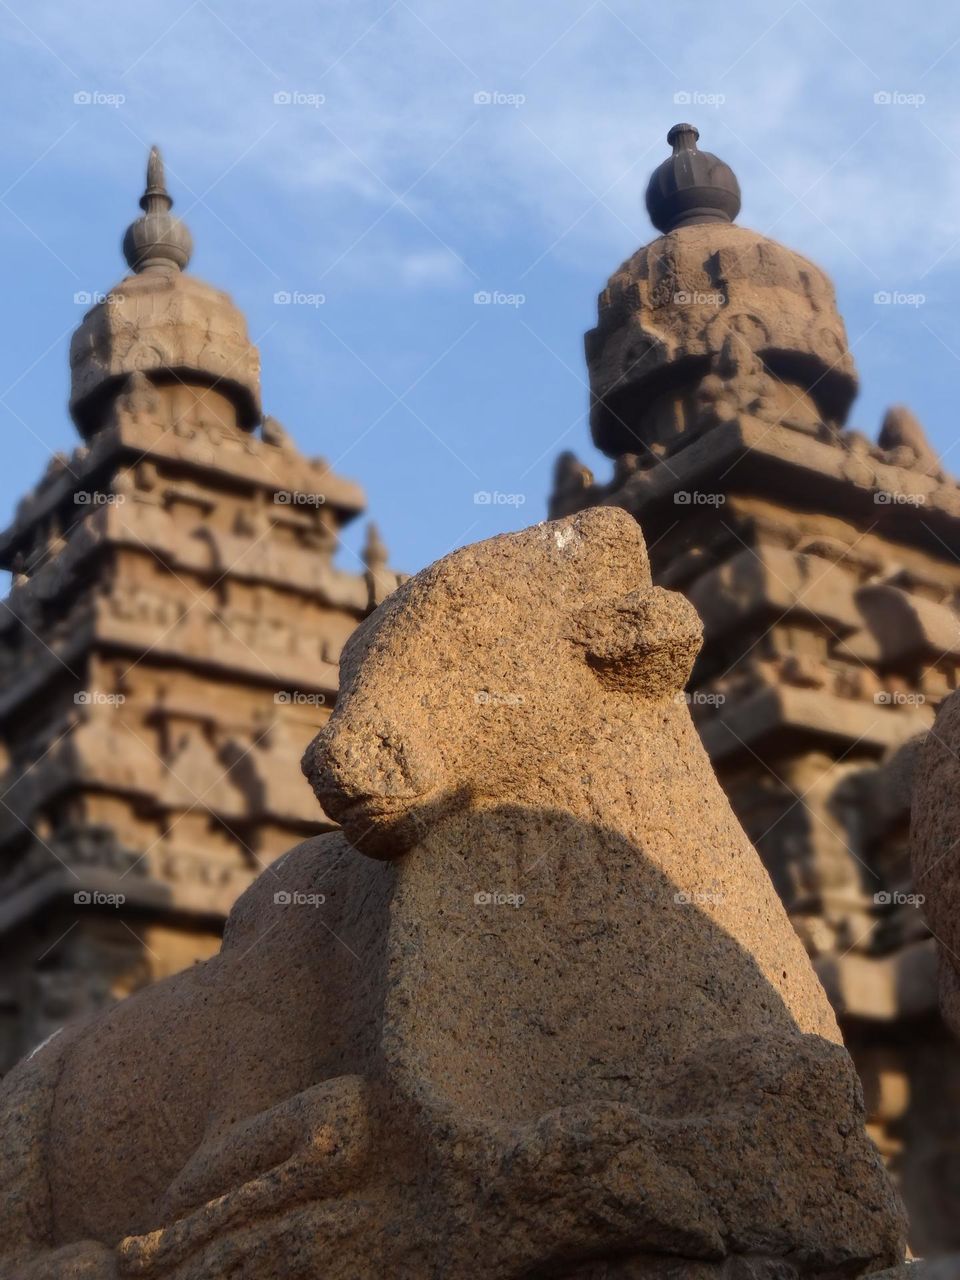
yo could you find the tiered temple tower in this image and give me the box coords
[551,123,960,1253]
[0,149,401,1070]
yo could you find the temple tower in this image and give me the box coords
[551,123,960,1254]
[0,149,401,1069]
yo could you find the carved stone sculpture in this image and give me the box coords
[0,508,904,1279]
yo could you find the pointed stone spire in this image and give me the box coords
[363,522,396,608]
[122,145,193,274]
[879,404,941,474]
[363,522,389,573]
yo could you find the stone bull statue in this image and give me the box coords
[0,508,904,1278]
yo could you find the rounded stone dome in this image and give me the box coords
[69,147,261,438]
[587,127,857,458]
[69,269,261,438]
[122,211,193,274]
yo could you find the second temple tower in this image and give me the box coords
[0,149,401,1070]
[551,122,960,1254]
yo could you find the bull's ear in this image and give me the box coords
[570,586,703,697]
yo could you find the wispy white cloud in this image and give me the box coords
[1,0,957,294]
[1,0,959,571]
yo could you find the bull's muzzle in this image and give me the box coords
[303,715,442,856]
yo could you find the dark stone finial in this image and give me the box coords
[667,122,699,150]
[645,123,741,235]
[122,145,193,274]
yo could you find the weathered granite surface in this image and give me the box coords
[0,509,904,1278]
[867,1262,960,1279]
[912,690,960,1038]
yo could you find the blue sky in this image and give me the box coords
[1,0,959,578]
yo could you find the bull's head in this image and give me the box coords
[302,507,702,858]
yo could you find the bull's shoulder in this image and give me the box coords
[221,832,354,954]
